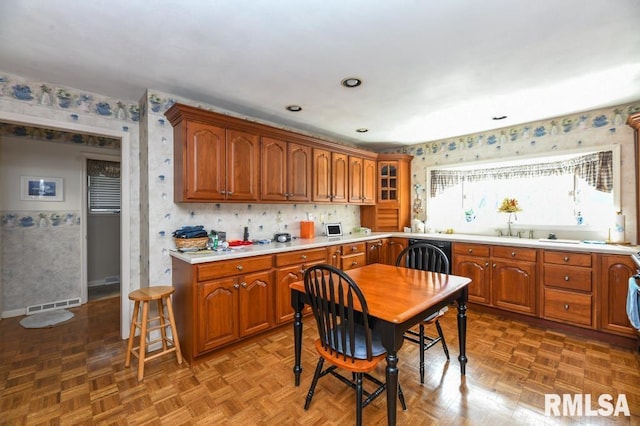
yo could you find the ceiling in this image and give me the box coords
[1,0,639,150]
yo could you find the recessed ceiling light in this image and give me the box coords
[356,128,368,133]
[286,105,302,112]
[341,77,362,88]
[492,115,507,120]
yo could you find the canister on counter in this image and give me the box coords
[300,221,315,239]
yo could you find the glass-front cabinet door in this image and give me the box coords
[379,161,398,203]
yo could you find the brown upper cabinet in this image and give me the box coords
[313,149,348,203]
[360,154,412,231]
[261,137,311,202]
[166,103,379,204]
[348,156,376,204]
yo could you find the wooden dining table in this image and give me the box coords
[290,263,472,426]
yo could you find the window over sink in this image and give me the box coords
[425,146,620,236]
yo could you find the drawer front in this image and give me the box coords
[492,246,537,262]
[544,251,592,267]
[275,248,327,267]
[544,265,592,292]
[341,242,366,255]
[197,255,273,281]
[543,287,592,326]
[453,243,490,257]
[341,253,366,271]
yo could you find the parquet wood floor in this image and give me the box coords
[1,297,638,425]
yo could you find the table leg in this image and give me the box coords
[385,352,399,426]
[456,294,468,375]
[291,290,304,386]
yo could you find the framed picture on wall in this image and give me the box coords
[20,176,64,201]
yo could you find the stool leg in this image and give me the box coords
[125,301,140,368]
[164,294,183,364]
[138,300,149,381]
[157,299,168,351]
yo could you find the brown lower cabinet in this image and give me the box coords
[453,243,638,341]
[274,248,326,324]
[600,254,637,337]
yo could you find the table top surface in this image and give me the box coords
[290,263,471,324]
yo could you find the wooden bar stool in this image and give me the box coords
[125,286,183,380]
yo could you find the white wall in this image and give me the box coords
[0,136,118,314]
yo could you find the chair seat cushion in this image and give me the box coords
[325,323,386,359]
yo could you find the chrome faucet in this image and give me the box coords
[507,212,517,237]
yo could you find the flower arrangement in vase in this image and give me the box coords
[498,198,522,213]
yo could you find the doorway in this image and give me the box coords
[0,110,132,339]
[85,157,121,302]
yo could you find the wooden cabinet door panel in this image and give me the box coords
[197,277,238,353]
[185,122,226,200]
[342,253,366,271]
[275,261,321,324]
[366,239,388,264]
[491,261,537,315]
[287,142,311,202]
[454,255,491,305]
[226,129,259,201]
[362,159,376,204]
[349,156,363,203]
[600,255,636,336]
[332,152,348,203]
[261,137,287,201]
[313,149,331,202]
[543,287,592,327]
[238,271,273,337]
[387,238,408,265]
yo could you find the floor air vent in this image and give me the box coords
[26,298,81,315]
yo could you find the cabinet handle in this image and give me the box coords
[563,256,570,262]
[233,283,240,289]
[352,261,358,266]
[220,190,227,195]
[301,254,307,260]
[485,262,490,267]
[564,304,570,310]
[468,248,473,253]
[236,265,243,271]
[511,251,516,257]
[300,267,307,274]
[564,275,570,281]
[227,191,233,195]
[335,250,342,255]
[241,282,247,288]
[352,246,358,252]
[492,263,496,268]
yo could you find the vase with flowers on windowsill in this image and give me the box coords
[498,198,522,236]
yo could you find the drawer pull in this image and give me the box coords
[564,304,569,310]
[563,256,570,262]
[352,246,358,252]
[301,255,307,260]
[511,251,516,257]
[485,262,490,267]
[236,265,243,271]
[564,275,570,281]
[468,248,473,253]
[352,261,358,266]
[492,263,496,268]
[233,283,240,289]
[241,282,247,288]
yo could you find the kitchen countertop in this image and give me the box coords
[170,232,640,264]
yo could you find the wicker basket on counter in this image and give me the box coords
[173,236,209,250]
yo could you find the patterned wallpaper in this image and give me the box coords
[383,101,640,241]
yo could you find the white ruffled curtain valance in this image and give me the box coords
[430,151,612,197]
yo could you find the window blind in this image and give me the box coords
[87,160,121,213]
